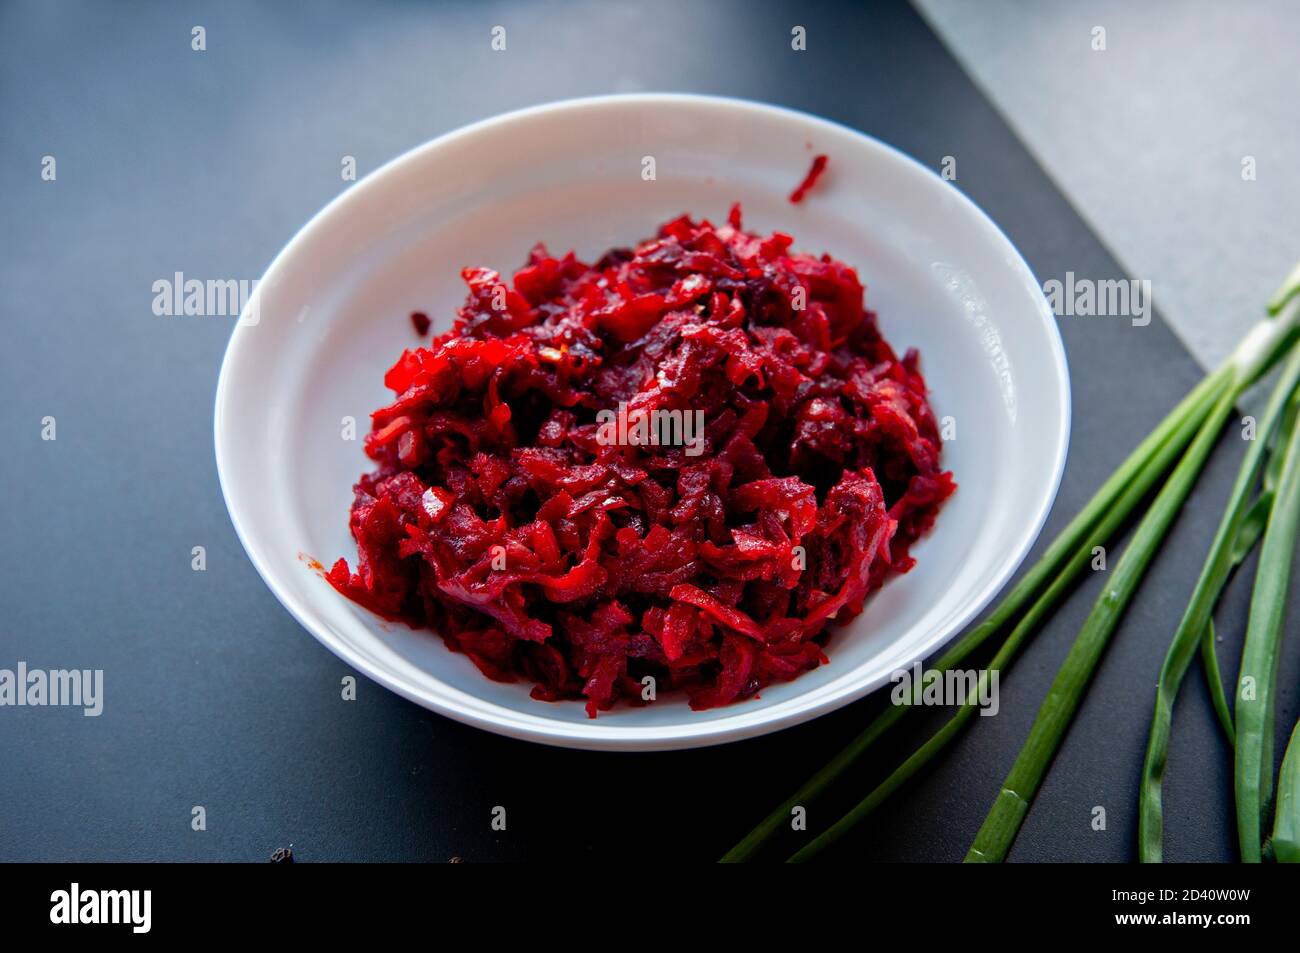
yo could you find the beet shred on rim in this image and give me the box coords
[789,154,829,204]
[327,205,955,717]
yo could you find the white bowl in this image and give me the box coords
[215,94,1069,751]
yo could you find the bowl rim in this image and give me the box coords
[214,92,1071,751]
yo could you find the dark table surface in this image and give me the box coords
[2,0,1295,862]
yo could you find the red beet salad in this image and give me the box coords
[328,206,954,717]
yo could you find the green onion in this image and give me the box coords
[1267,391,1300,866]
[718,363,1231,863]
[1273,713,1300,862]
[966,381,1246,863]
[963,293,1300,864]
[1201,621,1236,747]
[1137,343,1300,862]
[1235,385,1300,861]
[1268,260,1300,316]
[1203,358,1300,753]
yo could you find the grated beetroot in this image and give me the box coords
[789,154,828,204]
[328,206,954,717]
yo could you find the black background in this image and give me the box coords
[1,0,1295,862]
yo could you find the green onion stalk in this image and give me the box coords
[1138,342,1300,862]
[966,296,1300,864]
[1234,381,1300,861]
[1201,621,1236,747]
[1270,388,1300,865]
[1274,711,1300,862]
